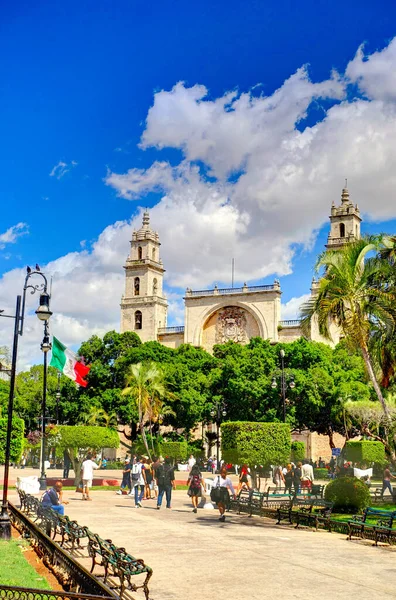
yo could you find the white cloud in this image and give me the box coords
[0,223,28,249]
[106,38,396,287]
[49,160,78,179]
[281,294,311,321]
[3,38,396,369]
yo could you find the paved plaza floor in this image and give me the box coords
[9,486,396,600]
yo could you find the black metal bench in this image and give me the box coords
[348,507,396,545]
[87,530,153,599]
[294,498,333,529]
[229,489,252,514]
[18,492,153,598]
[309,484,325,499]
[276,497,333,528]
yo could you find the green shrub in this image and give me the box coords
[291,441,305,462]
[106,460,124,469]
[313,468,328,479]
[345,441,385,465]
[0,417,24,464]
[221,422,290,467]
[324,476,371,513]
[160,441,188,462]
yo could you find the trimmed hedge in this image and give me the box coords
[313,468,328,479]
[221,422,291,467]
[345,441,385,465]
[0,417,24,464]
[291,441,305,462]
[160,441,188,461]
[324,476,371,513]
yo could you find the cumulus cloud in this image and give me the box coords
[105,38,396,288]
[3,38,396,369]
[281,294,311,321]
[0,223,28,249]
[49,160,78,179]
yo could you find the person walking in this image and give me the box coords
[273,465,285,491]
[236,464,252,494]
[63,450,71,479]
[188,454,196,471]
[211,466,236,522]
[81,453,100,501]
[41,480,68,515]
[131,456,146,507]
[116,458,132,495]
[187,464,205,513]
[142,457,153,499]
[381,465,396,497]
[293,461,302,496]
[156,457,175,509]
[284,463,294,495]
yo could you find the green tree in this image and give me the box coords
[0,416,24,464]
[47,425,119,484]
[122,362,169,458]
[300,238,395,419]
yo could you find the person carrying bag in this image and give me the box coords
[211,466,236,522]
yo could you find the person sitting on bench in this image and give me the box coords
[41,480,68,515]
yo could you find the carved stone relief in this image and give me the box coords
[215,306,247,344]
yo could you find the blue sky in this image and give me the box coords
[1,0,396,366]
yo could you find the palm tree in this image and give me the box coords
[122,362,169,458]
[80,407,118,428]
[300,238,396,419]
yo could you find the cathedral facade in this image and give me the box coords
[120,186,361,352]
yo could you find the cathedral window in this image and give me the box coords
[340,223,345,238]
[135,310,142,330]
[153,278,158,295]
[138,246,143,260]
[134,277,140,296]
[152,248,156,260]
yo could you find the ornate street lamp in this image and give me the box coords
[210,402,227,472]
[271,349,295,423]
[0,267,51,539]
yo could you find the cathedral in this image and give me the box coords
[120,186,361,352]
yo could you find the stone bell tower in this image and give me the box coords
[120,211,168,342]
[326,183,361,250]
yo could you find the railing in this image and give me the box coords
[279,320,301,327]
[186,284,278,297]
[157,326,185,334]
[326,235,355,245]
[0,586,113,600]
[8,503,117,599]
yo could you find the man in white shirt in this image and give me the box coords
[301,461,314,483]
[81,453,100,501]
[188,454,196,471]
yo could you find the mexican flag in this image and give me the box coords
[50,336,90,387]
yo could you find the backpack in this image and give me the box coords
[131,463,140,481]
[191,474,201,489]
[157,464,173,486]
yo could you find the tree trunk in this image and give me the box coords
[139,422,152,460]
[360,344,390,419]
[68,449,82,486]
[328,428,335,449]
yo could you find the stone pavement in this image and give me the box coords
[9,488,396,600]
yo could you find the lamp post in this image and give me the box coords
[55,371,61,425]
[39,319,52,491]
[0,268,52,539]
[271,349,295,423]
[210,401,227,472]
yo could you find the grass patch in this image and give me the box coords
[330,502,396,525]
[0,539,50,588]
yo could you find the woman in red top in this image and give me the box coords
[237,464,252,494]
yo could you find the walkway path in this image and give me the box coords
[9,488,396,600]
